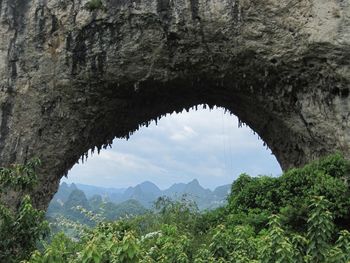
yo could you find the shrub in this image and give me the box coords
[85,0,104,11]
[0,158,49,262]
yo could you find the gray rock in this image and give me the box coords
[0,0,349,210]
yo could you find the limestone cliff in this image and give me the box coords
[0,0,349,209]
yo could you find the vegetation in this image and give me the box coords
[0,158,48,262]
[2,153,350,262]
[85,0,104,11]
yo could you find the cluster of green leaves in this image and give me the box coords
[227,153,350,231]
[194,196,350,263]
[0,158,49,262]
[26,220,191,262]
[85,0,104,11]
[153,195,199,232]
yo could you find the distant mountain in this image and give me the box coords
[50,179,231,211]
[89,195,104,211]
[47,190,147,227]
[64,189,91,211]
[51,182,77,203]
[75,183,125,199]
[47,179,231,237]
[47,189,94,226]
[163,182,187,196]
[184,179,212,197]
[123,181,162,208]
[213,184,231,199]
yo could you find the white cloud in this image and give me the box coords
[92,151,167,175]
[170,125,197,141]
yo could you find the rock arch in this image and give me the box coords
[0,0,349,209]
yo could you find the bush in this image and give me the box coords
[227,154,350,231]
[85,0,104,11]
[0,158,49,262]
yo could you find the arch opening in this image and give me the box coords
[24,78,318,210]
[48,105,281,221]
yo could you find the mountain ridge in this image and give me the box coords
[53,180,231,210]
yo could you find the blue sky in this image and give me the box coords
[62,106,282,190]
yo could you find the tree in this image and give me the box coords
[0,158,48,262]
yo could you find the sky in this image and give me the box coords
[62,106,282,190]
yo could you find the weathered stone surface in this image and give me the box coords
[0,0,349,210]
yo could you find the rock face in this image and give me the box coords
[0,0,349,210]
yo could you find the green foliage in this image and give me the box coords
[260,215,294,263]
[227,153,350,231]
[154,195,199,232]
[8,153,350,262]
[85,0,104,11]
[0,158,49,262]
[140,224,190,263]
[28,198,350,262]
[328,230,350,263]
[27,233,78,263]
[0,158,41,191]
[99,199,148,221]
[306,196,334,262]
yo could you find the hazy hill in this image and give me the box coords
[47,190,147,225]
[213,184,231,199]
[50,179,231,211]
[122,181,162,207]
[163,182,187,196]
[52,182,78,203]
[75,183,125,199]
